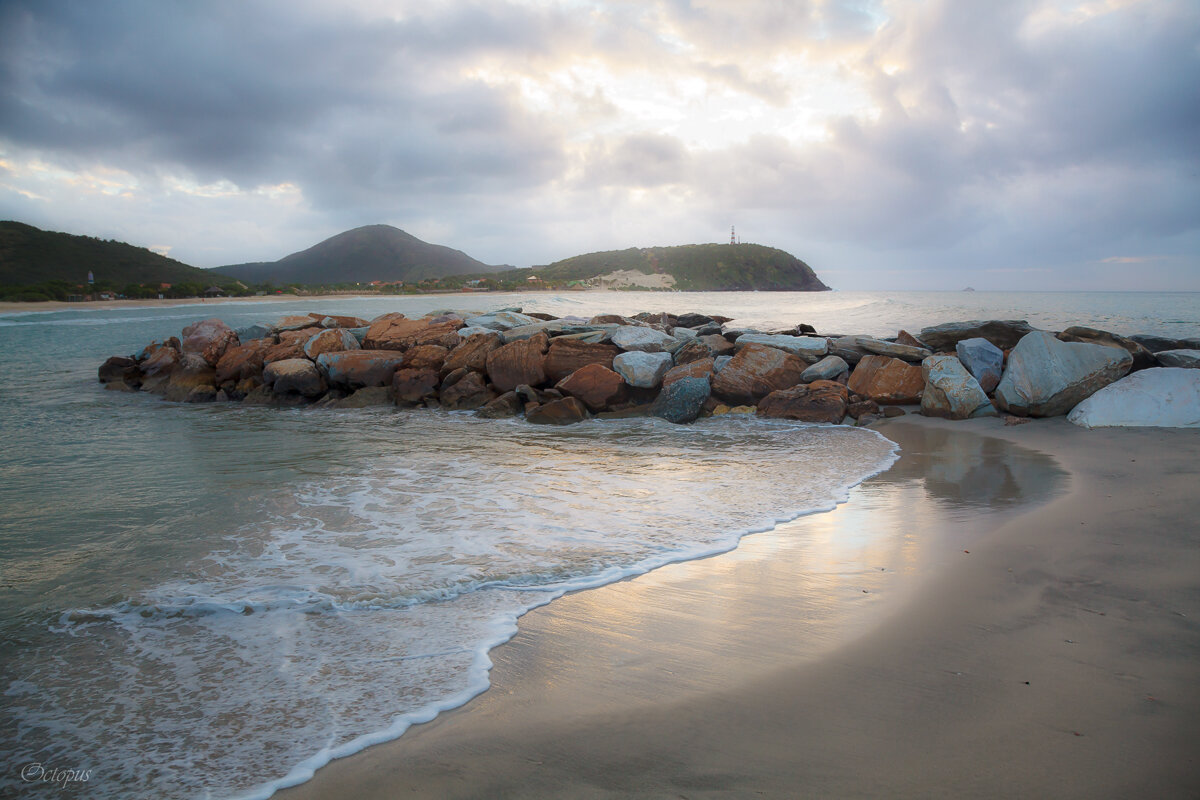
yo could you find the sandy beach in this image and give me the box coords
[278,415,1200,799]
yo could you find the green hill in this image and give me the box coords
[0,221,225,288]
[487,243,829,291]
[216,224,500,285]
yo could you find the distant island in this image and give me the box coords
[0,221,830,302]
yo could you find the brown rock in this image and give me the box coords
[846,355,924,404]
[1056,326,1156,371]
[443,332,502,375]
[544,339,620,383]
[662,358,714,387]
[303,328,360,359]
[277,329,312,347]
[711,343,806,405]
[526,396,589,425]
[181,318,239,366]
[895,330,927,349]
[403,344,450,372]
[882,406,906,418]
[98,356,139,385]
[392,368,440,405]
[164,353,218,401]
[847,398,880,420]
[273,315,323,332]
[440,371,492,410]
[363,313,463,351]
[476,391,523,419]
[672,340,712,365]
[309,313,369,328]
[556,364,628,412]
[262,341,305,364]
[698,334,735,356]
[485,332,549,392]
[757,380,848,424]
[139,346,181,393]
[215,340,270,386]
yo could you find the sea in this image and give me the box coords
[1,290,1197,799]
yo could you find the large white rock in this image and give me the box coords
[464,310,540,331]
[610,326,676,353]
[995,331,1132,417]
[1068,368,1200,428]
[613,351,674,388]
[733,334,827,363]
[920,355,995,420]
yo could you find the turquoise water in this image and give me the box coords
[0,291,1195,799]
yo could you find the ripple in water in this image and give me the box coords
[2,414,896,800]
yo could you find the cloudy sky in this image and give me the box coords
[1,0,1197,290]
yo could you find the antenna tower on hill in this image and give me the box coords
[730,225,736,245]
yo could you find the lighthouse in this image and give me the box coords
[730,226,736,245]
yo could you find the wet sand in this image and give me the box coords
[277,416,1200,799]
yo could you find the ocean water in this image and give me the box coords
[0,290,1196,799]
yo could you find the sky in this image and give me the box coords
[1,0,1198,290]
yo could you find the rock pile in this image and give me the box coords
[99,310,1199,428]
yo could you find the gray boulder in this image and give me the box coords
[1068,368,1200,429]
[955,337,1004,393]
[652,377,711,424]
[856,337,931,363]
[234,324,272,342]
[994,331,1132,417]
[613,351,674,388]
[918,320,1036,351]
[733,334,827,363]
[920,355,995,420]
[714,355,732,373]
[610,326,676,353]
[801,355,849,383]
[465,310,540,331]
[1128,334,1200,353]
[1154,349,1200,368]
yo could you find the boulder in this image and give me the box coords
[234,324,272,342]
[672,340,713,365]
[711,343,806,405]
[801,355,849,383]
[698,334,736,356]
[181,318,239,365]
[994,331,1133,417]
[556,364,628,412]
[314,314,369,329]
[1128,334,1200,353]
[544,339,620,383]
[757,380,848,424]
[443,332,502,375]
[955,337,1003,393]
[917,320,1036,351]
[485,332,549,392]
[500,322,562,343]
[829,336,868,365]
[333,386,394,408]
[392,368,440,405]
[526,396,590,425]
[440,370,492,410]
[303,328,360,359]
[263,358,325,397]
[675,313,714,328]
[662,358,714,388]
[317,350,406,388]
[465,310,540,330]
[98,356,139,385]
[1056,326,1155,371]
[590,314,644,326]
[1067,368,1200,429]
[362,313,463,350]
[652,377,711,424]
[262,340,305,364]
[610,326,676,352]
[162,352,216,401]
[920,355,995,420]
[613,351,674,389]
[402,344,450,372]
[1154,349,1200,368]
[856,337,932,363]
[896,330,927,349]
[272,315,322,332]
[713,355,733,373]
[846,355,924,404]
[139,345,181,392]
[476,391,524,419]
[184,385,218,403]
[733,334,827,363]
[215,340,270,386]
[847,398,880,420]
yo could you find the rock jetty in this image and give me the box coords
[98,310,1200,428]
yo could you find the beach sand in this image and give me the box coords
[278,416,1200,799]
